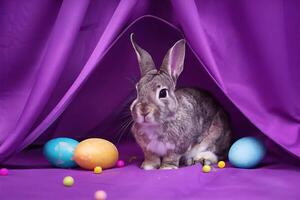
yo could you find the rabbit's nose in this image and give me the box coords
[141,110,150,117]
[140,103,152,116]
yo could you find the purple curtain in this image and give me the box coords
[0,0,299,164]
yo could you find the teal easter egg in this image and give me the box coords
[228,137,266,168]
[43,137,79,168]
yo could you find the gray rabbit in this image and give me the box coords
[130,33,231,170]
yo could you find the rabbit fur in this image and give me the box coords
[130,33,231,170]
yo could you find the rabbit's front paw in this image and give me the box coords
[160,153,180,169]
[160,164,178,170]
[194,151,218,166]
[141,160,160,170]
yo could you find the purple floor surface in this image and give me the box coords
[1,142,299,200]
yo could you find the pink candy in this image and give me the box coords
[0,168,8,176]
[116,160,125,168]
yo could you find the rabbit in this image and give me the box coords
[129,33,231,170]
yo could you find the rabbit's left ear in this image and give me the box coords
[160,39,186,82]
[130,33,155,76]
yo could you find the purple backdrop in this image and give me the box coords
[0,0,300,199]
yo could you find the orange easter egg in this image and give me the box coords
[74,138,119,170]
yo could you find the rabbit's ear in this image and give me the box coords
[160,39,186,82]
[130,33,155,76]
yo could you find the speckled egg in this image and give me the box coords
[43,137,79,168]
[228,137,266,169]
[74,138,119,170]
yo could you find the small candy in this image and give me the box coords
[94,166,103,174]
[218,161,226,168]
[202,165,211,173]
[116,160,125,168]
[94,190,107,200]
[0,168,8,176]
[63,176,74,187]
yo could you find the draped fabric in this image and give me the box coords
[1,0,299,162]
[1,0,300,199]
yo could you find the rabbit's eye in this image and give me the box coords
[159,88,168,98]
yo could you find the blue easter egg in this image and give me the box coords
[43,137,79,168]
[228,137,266,168]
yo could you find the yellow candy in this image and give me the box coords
[218,161,226,168]
[94,166,103,174]
[202,165,211,173]
[63,176,74,187]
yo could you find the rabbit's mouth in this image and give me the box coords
[141,116,148,123]
[136,116,154,124]
[133,113,159,125]
[141,116,153,124]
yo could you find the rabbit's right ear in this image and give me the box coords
[160,39,186,83]
[130,33,155,76]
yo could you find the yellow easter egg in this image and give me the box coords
[74,138,119,170]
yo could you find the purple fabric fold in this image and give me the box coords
[0,0,141,161]
[17,0,140,151]
[0,0,90,160]
[171,0,300,156]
